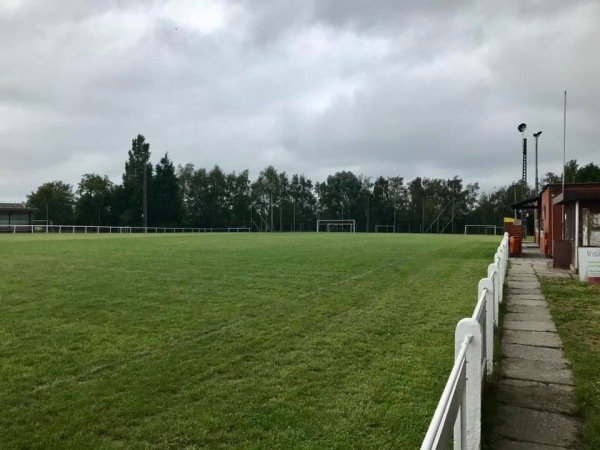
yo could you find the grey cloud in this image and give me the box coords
[1,0,599,202]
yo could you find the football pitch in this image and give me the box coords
[0,232,498,449]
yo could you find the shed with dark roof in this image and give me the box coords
[0,203,37,230]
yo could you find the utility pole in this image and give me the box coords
[143,159,148,232]
[533,131,542,245]
[270,194,273,232]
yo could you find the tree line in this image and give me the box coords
[25,134,600,232]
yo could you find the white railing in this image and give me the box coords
[1,225,251,234]
[421,232,509,450]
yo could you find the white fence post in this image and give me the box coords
[454,318,482,450]
[478,278,494,375]
[495,253,503,304]
[487,263,500,327]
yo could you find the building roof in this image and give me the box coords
[553,190,600,205]
[0,203,37,212]
[511,183,600,209]
[540,182,600,194]
[511,195,541,210]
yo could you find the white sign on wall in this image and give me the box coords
[578,247,600,282]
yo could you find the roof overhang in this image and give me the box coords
[511,195,541,210]
[553,191,600,205]
[0,203,37,213]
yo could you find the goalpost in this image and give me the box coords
[375,225,394,233]
[317,219,356,233]
[464,224,503,235]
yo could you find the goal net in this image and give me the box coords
[464,224,503,235]
[317,219,356,233]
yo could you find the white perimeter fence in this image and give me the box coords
[421,232,509,450]
[2,225,251,234]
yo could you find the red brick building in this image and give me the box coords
[513,183,600,270]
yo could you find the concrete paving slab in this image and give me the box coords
[492,438,570,450]
[494,405,580,447]
[507,265,533,269]
[531,261,551,268]
[507,288,543,296]
[507,272,537,278]
[508,280,541,289]
[508,273,538,278]
[500,377,574,392]
[504,312,553,323]
[501,358,574,385]
[508,269,538,275]
[503,330,563,348]
[506,302,548,311]
[507,274,537,279]
[501,342,566,364]
[504,320,557,333]
[506,293,546,301]
[498,379,577,414]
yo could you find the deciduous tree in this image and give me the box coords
[26,181,75,224]
[76,174,113,225]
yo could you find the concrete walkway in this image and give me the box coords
[492,243,582,449]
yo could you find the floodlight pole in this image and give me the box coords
[533,131,542,195]
[517,123,527,192]
[521,136,527,192]
[517,123,527,226]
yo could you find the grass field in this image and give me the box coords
[541,278,600,450]
[0,232,498,449]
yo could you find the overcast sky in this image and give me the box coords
[1,0,599,202]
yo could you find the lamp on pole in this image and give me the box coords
[516,123,527,220]
[517,123,527,192]
[533,131,542,195]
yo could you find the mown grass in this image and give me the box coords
[0,232,498,449]
[541,277,600,450]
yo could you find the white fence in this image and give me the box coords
[2,225,251,234]
[464,224,504,235]
[421,232,509,450]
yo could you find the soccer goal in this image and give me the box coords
[375,225,394,233]
[464,224,503,235]
[317,219,356,233]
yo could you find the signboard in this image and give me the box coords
[578,247,600,282]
